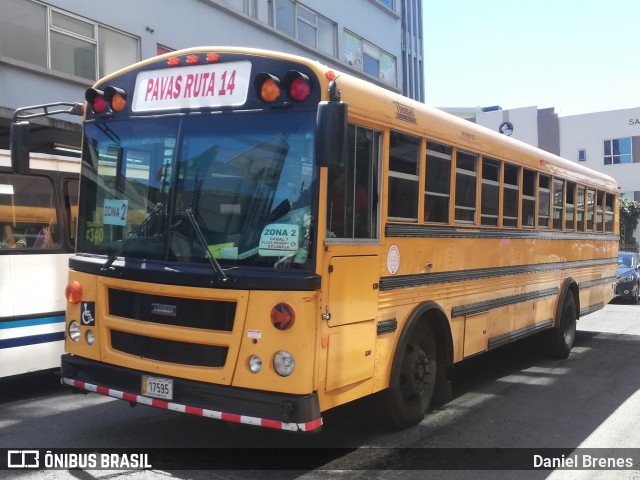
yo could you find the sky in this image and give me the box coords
[422,0,640,116]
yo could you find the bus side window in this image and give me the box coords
[0,174,59,249]
[425,141,453,224]
[388,130,420,223]
[327,124,380,240]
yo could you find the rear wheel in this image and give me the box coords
[385,323,437,429]
[548,293,577,359]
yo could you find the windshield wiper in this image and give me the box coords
[101,203,164,271]
[185,208,229,282]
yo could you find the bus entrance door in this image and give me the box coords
[324,254,378,392]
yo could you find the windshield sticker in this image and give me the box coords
[259,224,299,257]
[103,199,128,226]
[206,242,238,259]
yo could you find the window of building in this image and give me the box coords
[0,0,47,68]
[538,175,550,228]
[343,30,397,87]
[604,138,632,165]
[0,0,139,81]
[553,179,564,230]
[273,0,336,57]
[455,150,477,224]
[363,46,380,79]
[578,149,586,161]
[522,169,536,228]
[388,131,420,222]
[219,0,257,16]
[424,141,452,223]
[480,157,500,226]
[98,26,139,79]
[327,124,380,239]
[50,10,97,80]
[157,45,174,56]
[503,164,519,227]
[377,0,394,9]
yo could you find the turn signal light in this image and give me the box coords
[255,73,281,103]
[104,86,127,112]
[65,281,83,304]
[271,303,295,330]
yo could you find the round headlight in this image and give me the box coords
[248,355,262,373]
[273,350,295,377]
[68,321,81,342]
[85,330,95,345]
[625,275,634,282]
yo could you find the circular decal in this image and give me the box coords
[499,121,514,136]
[387,244,400,275]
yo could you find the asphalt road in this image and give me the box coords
[2,298,640,479]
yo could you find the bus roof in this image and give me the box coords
[95,46,618,193]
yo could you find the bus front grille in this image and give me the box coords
[108,288,236,331]
[111,330,228,367]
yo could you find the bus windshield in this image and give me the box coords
[77,112,317,272]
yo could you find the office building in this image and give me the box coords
[0,0,423,154]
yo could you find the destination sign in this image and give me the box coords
[132,61,252,112]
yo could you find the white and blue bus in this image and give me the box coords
[0,148,79,378]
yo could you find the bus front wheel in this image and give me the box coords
[385,323,437,429]
[548,293,577,359]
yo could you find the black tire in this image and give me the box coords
[548,293,577,359]
[634,283,639,305]
[385,323,437,429]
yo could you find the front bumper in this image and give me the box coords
[615,281,637,297]
[61,354,322,432]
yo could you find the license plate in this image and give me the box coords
[141,375,173,400]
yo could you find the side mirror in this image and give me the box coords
[10,121,31,174]
[315,100,347,168]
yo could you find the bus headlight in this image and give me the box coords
[86,330,95,345]
[273,351,295,377]
[68,321,81,342]
[248,355,262,373]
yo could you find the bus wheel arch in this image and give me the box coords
[548,278,579,359]
[384,301,452,429]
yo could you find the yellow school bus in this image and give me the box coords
[33,47,617,432]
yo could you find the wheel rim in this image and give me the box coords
[398,341,434,405]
